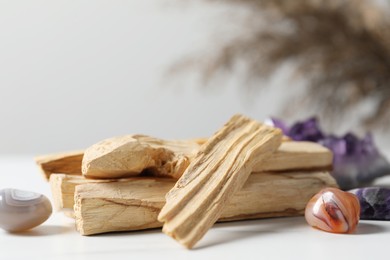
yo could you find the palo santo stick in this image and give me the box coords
[37,141,332,181]
[50,174,120,211]
[158,114,282,248]
[255,141,332,172]
[73,171,337,235]
[82,135,202,179]
[35,150,84,180]
[50,174,161,212]
[35,138,206,181]
[50,146,330,211]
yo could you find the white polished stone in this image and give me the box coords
[0,188,52,232]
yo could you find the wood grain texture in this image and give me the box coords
[73,171,337,235]
[82,135,202,179]
[35,150,84,180]
[256,141,332,172]
[158,114,283,248]
[49,174,123,211]
[36,141,332,181]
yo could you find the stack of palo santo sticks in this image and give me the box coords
[35,114,337,248]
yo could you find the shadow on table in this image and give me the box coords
[195,217,307,249]
[70,217,387,249]
[97,228,162,237]
[195,217,388,249]
[8,224,74,237]
[355,222,387,235]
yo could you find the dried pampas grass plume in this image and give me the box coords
[177,0,390,129]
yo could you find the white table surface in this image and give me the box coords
[1,156,390,260]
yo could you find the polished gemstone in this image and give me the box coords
[349,187,390,220]
[0,188,52,232]
[305,187,360,233]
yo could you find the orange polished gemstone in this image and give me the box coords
[305,187,360,233]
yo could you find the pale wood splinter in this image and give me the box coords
[158,114,283,248]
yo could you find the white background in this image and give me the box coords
[0,0,292,155]
[2,0,387,156]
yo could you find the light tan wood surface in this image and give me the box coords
[73,171,337,236]
[36,141,332,180]
[35,150,84,180]
[158,114,283,248]
[50,174,125,211]
[82,135,201,179]
[256,141,332,172]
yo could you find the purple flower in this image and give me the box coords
[270,117,390,190]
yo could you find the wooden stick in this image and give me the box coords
[49,146,332,211]
[50,174,110,211]
[73,171,337,236]
[50,174,148,211]
[36,138,207,180]
[255,141,332,172]
[158,115,282,248]
[82,135,203,179]
[37,141,332,180]
[35,150,84,180]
